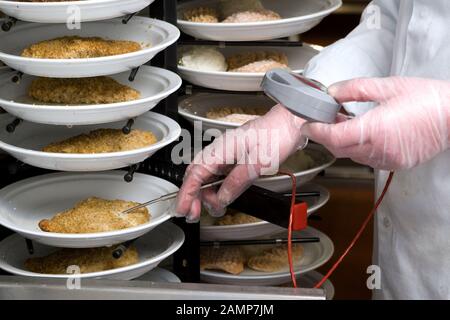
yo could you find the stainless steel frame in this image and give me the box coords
[0,276,325,300]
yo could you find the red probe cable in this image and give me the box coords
[314,171,395,289]
[275,170,394,289]
[279,171,298,288]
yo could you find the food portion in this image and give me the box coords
[205,106,269,124]
[179,46,228,72]
[179,47,289,73]
[200,247,246,275]
[25,245,139,274]
[182,0,281,23]
[226,51,288,73]
[28,77,141,105]
[21,36,141,59]
[42,128,158,154]
[183,7,219,23]
[247,244,304,272]
[39,197,150,234]
[214,209,261,226]
[200,244,304,274]
[222,9,281,23]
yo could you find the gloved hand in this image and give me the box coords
[176,104,307,222]
[302,77,450,170]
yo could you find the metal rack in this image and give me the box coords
[0,1,327,299]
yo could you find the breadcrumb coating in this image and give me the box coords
[201,247,246,275]
[227,51,288,72]
[21,36,141,59]
[39,197,150,234]
[222,9,281,23]
[25,245,139,275]
[206,106,268,124]
[29,77,141,105]
[183,7,219,23]
[42,128,158,154]
[247,244,304,272]
[215,210,261,226]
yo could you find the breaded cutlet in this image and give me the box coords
[200,247,246,275]
[39,197,150,233]
[226,51,288,71]
[39,197,150,234]
[247,244,304,272]
[42,128,158,154]
[29,77,141,105]
[21,36,141,59]
[25,245,139,274]
[183,7,219,23]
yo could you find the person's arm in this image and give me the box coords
[304,0,400,115]
[302,77,450,170]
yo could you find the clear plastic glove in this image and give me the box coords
[301,77,450,170]
[176,104,307,222]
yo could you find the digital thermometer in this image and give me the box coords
[261,69,341,124]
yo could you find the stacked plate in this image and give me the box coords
[199,185,334,296]
[178,44,318,91]
[175,0,339,297]
[177,0,342,41]
[0,1,184,280]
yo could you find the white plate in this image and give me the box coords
[255,144,335,192]
[0,111,181,172]
[177,0,342,41]
[0,0,155,23]
[200,226,334,286]
[179,93,273,132]
[134,267,181,283]
[0,66,182,126]
[0,17,180,78]
[200,183,330,241]
[0,171,179,248]
[178,45,318,91]
[0,222,185,280]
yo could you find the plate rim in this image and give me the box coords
[256,144,335,182]
[0,66,182,111]
[0,0,147,7]
[0,111,182,159]
[0,17,180,64]
[177,44,318,77]
[0,171,177,239]
[0,222,185,279]
[177,0,342,28]
[178,92,274,129]
[200,226,334,280]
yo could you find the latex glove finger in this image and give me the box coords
[329,77,401,103]
[217,164,260,207]
[186,198,201,223]
[301,117,368,150]
[175,163,216,217]
[201,188,227,218]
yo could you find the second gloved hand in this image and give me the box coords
[175,104,307,222]
[302,77,450,170]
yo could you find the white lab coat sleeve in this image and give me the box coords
[303,0,400,115]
